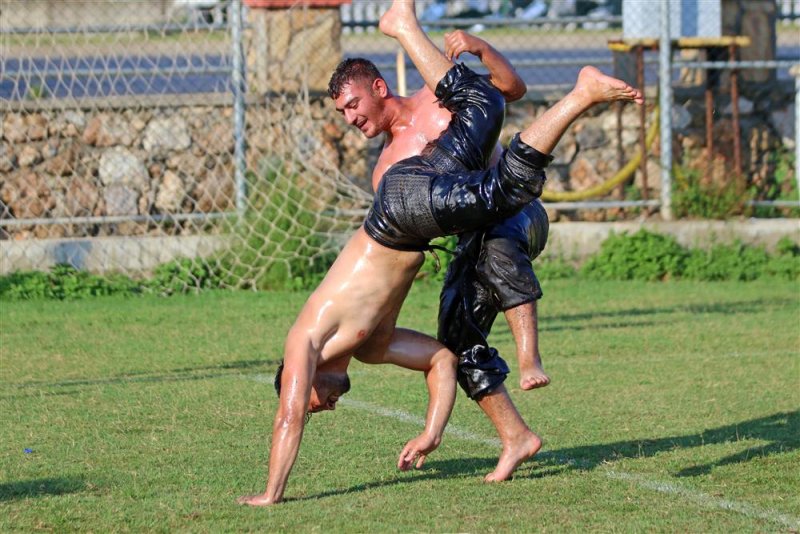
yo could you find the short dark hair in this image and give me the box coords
[274,361,284,397]
[328,58,385,99]
[331,373,352,396]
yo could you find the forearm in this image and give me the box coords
[261,352,315,504]
[444,30,525,102]
[479,44,526,102]
[421,356,456,441]
[263,408,306,504]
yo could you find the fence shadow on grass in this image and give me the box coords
[278,411,798,503]
[2,359,280,400]
[0,477,85,501]
[544,297,796,326]
[524,410,800,479]
[485,297,797,339]
[284,465,480,504]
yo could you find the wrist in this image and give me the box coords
[424,428,443,443]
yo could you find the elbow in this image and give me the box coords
[504,82,527,103]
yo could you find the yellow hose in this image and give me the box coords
[540,106,660,202]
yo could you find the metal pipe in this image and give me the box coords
[673,60,799,69]
[1,22,230,35]
[705,82,714,178]
[230,0,247,217]
[636,45,648,199]
[747,200,800,208]
[391,56,619,70]
[0,212,232,228]
[658,0,673,220]
[729,43,742,177]
[0,66,232,80]
[17,57,797,87]
[795,66,800,206]
[543,200,661,210]
[396,48,406,97]
[343,15,623,29]
[323,200,665,217]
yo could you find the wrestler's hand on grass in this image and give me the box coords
[397,432,441,471]
[444,30,488,61]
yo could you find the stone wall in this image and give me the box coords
[2,104,236,240]
[1,82,796,240]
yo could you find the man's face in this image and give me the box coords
[307,378,346,413]
[333,79,387,139]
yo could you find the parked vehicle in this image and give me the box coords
[170,0,227,25]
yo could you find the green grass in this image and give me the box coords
[1,280,798,531]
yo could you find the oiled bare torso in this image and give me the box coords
[292,227,424,362]
[372,87,451,190]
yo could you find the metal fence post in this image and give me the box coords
[658,0,673,221]
[794,66,800,204]
[231,0,247,217]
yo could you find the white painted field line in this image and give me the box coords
[605,471,800,529]
[341,398,502,448]
[341,397,800,530]
[245,375,799,529]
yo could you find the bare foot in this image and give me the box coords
[484,431,542,482]
[573,65,644,106]
[378,0,418,39]
[520,363,550,390]
[237,494,278,507]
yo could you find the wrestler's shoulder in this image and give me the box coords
[410,87,448,112]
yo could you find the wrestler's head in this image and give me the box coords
[328,58,392,139]
[274,361,351,414]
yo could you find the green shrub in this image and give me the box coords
[683,241,769,281]
[764,237,800,280]
[2,231,796,301]
[534,258,578,280]
[0,264,140,300]
[220,166,338,291]
[753,150,800,218]
[581,230,688,281]
[145,258,224,296]
[673,164,753,219]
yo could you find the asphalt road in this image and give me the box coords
[1,46,797,100]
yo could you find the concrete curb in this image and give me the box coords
[543,219,800,260]
[2,219,799,274]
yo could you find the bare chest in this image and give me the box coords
[371,103,452,191]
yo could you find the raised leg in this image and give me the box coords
[379,0,452,92]
[505,302,550,390]
[520,66,644,155]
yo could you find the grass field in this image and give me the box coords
[1,279,798,532]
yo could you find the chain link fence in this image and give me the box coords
[1,0,371,286]
[1,0,798,283]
